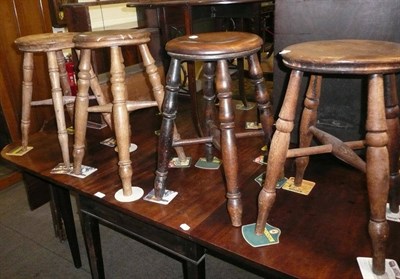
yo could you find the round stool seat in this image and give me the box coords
[155,31,274,228]
[281,39,400,74]
[15,32,76,52]
[73,29,151,49]
[256,38,400,276]
[166,31,263,60]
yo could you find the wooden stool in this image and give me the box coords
[73,29,174,201]
[155,31,274,226]
[255,40,400,275]
[14,32,77,172]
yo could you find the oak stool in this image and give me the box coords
[255,40,400,275]
[14,32,79,172]
[72,29,181,202]
[14,32,82,268]
[155,32,274,226]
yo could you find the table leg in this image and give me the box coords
[182,256,205,279]
[49,186,66,241]
[81,210,104,279]
[51,185,82,268]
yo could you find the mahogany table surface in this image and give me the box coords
[126,0,267,7]
[2,100,399,278]
[62,0,267,8]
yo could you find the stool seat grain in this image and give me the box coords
[281,40,400,74]
[15,32,76,52]
[166,32,263,59]
[73,29,151,48]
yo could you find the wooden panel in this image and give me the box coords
[0,0,55,192]
[0,0,55,141]
[64,3,148,75]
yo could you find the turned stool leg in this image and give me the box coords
[203,62,218,162]
[73,49,91,175]
[21,52,34,152]
[247,53,274,149]
[366,74,390,275]
[294,75,322,186]
[216,59,242,227]
[256,70,303,234]
[154,58,181,199]
[384,74,400,213]
[138,44,187,164]
[47,51,71,169]
[109,46,132,196]
[56,50,74,125]
[88,67,113,129]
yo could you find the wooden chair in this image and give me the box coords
[155,31,274,226]
[255,40,400,275]
[14,32,77,172]
[72,29,187,202]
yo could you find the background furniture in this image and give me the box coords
[0,0,55,196]
[63,1,161,75]
[127,0,269,135]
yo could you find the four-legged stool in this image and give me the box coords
[155,31,274,226]
[72,29,174,202]
[255,40,400,275]
[14,32,77,172]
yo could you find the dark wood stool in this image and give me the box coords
[155,31,274,226]
[73,29,174,201]
[255,40,400,275]
[14,32,77,171]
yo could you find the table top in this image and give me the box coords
[2,100,400,278]
[1,101,264,238]
[126,0,266,7]
[63,0,267,8]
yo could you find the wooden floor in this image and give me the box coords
[2,96,400,278]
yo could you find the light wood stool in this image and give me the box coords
[255,40,400,275]
[72,29,177,202]
[14,32,77,172]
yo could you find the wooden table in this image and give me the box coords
[2,101,399,278]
